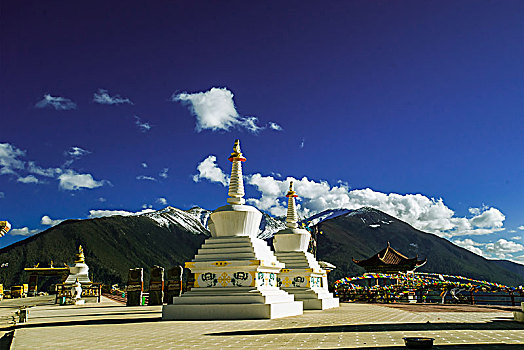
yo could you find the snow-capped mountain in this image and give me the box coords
[141,206,286,239]
[307,207,394,228]
[258,212,286,239]
[142,206,210,236]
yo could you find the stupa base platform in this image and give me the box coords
[283,288,339,310]
[302,296,339,310]
[163,286,303,320]
[162,301,302,320]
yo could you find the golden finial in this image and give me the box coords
[50,260,54,268]
[0,221,11,236]
[228,139,246,162]
[286,181,298,198]
[75,245,85,263]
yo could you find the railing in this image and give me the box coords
[55,283,102,304]
[334,287,524,306]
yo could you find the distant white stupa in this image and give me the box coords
[162,140,303,320]
[65,245,91,285]
[273,181,339,310]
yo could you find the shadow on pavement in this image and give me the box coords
[207,320,523,336]
[28,310,158,320]
[0,316,161,332]
[0,331,13,350]
[329,345,523,350]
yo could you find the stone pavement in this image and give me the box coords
[4,298,524,349]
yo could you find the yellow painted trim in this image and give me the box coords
[194,273,201,288]
[249,271,256,286]
[185,262,195,269]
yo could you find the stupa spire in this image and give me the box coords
[286,181,299,228]
[227,140,247,205]
[75,245,85,263]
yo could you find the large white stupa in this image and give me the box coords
[273,182,339,310]
[162,140,303,320]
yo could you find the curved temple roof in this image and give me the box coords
[352,242,426,272]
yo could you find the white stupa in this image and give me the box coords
[64,245,91,285]
[162,140,303,320]
[273,182,339,310]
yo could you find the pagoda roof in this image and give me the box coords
[352,242,426,271]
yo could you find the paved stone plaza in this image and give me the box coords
[0,296,521,349]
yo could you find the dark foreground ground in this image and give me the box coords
[0,297,522,349]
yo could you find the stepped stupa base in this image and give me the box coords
[163,287,302,319]
[162,234,304,320]
[162,286,303,320]
[275,251,339,310]
[514,303,524,322]
[284,287,339,310]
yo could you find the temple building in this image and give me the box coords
[352,242,427,274]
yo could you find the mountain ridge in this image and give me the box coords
[0,206,521,289]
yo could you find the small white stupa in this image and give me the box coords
[65,245,91,285]
[70,278,85,305]
[162,140,303,320]
[273,182,339,310]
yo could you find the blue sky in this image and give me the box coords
[1,1,523,260]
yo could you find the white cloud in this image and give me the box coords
[469,207,505,229]
[93,89,133,105]
[173,87,264,133]
[193,156,507,237]
[456,238,524,260]
[58,170,104,190]
[98,197,106,202]
[519,226,524,230]
[1,142,106,191]
[88,208,155,219]
[134,115,151,132]
[242,116,264,133]
[9,227,39,236]
[141,162,148,168]
[35,94,77,110]
[159,168,169,179]
[269,122,283,131]
[136,175,157,181]
[41,215,64,226]
[300,138,305,149]
[193,155,228,186]
[27,162,62,177]
[0,192,4,198]
[485,239,524,259]
[0,143,25,175]
[453,238,485,257]
[66,146,91,158]
[88,210,135,218]
[17,175,39,184]
[157,197,168,205]
[512,236,522,240]
[62,146,91,167]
